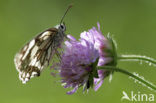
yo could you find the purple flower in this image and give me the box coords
[80,22,113,91]
[80,22,112,66]
[59,35,99,94]
[51,22,115,94]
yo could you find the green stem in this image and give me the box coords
[97,66,156,91]
[118,55,156,65]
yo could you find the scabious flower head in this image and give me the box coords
[52,22,117,94]
[58,35,99,94]
[80,22,114,66]
[80,22,117,91]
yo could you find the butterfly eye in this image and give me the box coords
[60,24,66,31]
[60,25,64,29]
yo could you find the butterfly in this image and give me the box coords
[14,5,72,84]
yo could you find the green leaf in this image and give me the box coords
[92,57,99,78]
[87,58,99,89]
[106,34,118,66]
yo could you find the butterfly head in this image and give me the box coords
[59,23,66,32]
[55,23,66,32]
[56,4,72,32]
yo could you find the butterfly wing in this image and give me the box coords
[14,28,58,84]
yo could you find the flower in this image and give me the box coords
[51,22,116,94]
[80,22,115,91]
[59,35,99,94]
[80,22,113,66]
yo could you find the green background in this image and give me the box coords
[0,0,156,103]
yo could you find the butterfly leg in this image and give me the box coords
[55,50,62,62]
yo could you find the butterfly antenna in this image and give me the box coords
[60,4,72,25]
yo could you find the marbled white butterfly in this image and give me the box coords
[14,5,72,84]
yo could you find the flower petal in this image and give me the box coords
[66,86,78,95]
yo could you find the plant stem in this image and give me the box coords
[97,66,156,91]
[118,55,156,65]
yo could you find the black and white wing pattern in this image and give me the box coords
[14,28,60,84]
